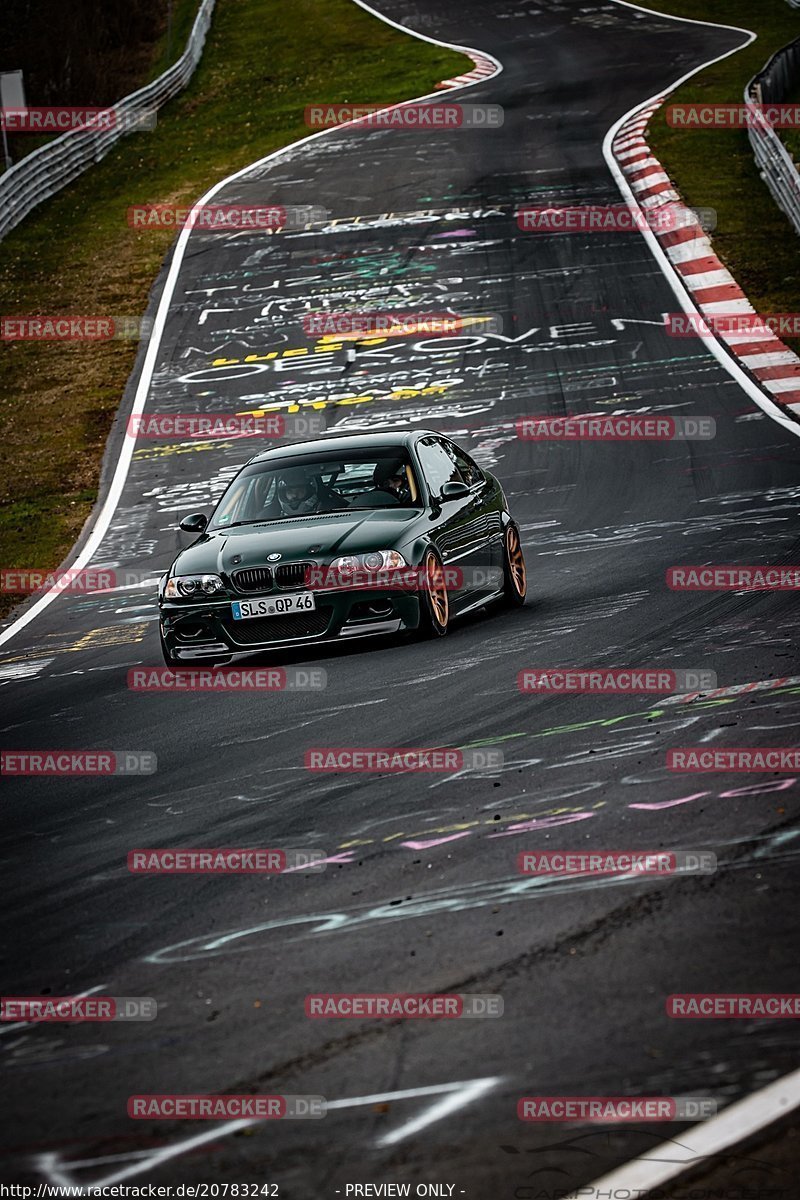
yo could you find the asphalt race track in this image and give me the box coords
[2,0,799,1193]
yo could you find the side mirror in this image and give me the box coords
[440,480,470,501]
[179,512,208,533]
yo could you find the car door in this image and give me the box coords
[415,436,493,608]
[442,439,504,593]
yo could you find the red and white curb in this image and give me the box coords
[612,99,800,423]
[437,52,498,90]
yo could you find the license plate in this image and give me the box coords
[231,592,316,620]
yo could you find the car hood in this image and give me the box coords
[173,509,424,575]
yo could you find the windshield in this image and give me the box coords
[209,449,421,529]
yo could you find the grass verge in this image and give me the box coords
[0,0,466,618]
[641,1,800,352]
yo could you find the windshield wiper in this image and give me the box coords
[212,512,353,530]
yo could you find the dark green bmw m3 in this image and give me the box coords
[158,429,526,665]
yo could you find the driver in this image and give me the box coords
[277,467,320,516]
[373,459,412,504]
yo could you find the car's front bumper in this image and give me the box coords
[159,588,422,661]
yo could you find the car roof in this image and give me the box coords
[246,428,443,465]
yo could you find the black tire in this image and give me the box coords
[502,524,527,607]
[416,549,450,638]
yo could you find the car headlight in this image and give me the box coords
[164,574,226,599]
[330,550,407,573]
[329,555,360,575]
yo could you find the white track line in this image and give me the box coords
[36,1077,503,1190]
[0,3,500,653]
[605,1,800,444]
[374,1075,499,1147]
[585,1066,800,1197]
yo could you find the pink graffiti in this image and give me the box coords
[630,779,796,809]
[629,793,708,811]
[720,779,795,797]
[400,833,473,850]
[487,812,595,838]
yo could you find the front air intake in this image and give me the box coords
[276,562,313,590]
[231,567,273,593]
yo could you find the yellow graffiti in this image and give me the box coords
[212,338,390,367]
[207,316,494,368]
[10,623,153,655]
[133,440,230,461]
[241,381,456,418]
[337,800,608,850]
[67,624,150,650]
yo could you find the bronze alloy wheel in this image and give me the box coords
[503,524,527,606]
[419,549,449,637]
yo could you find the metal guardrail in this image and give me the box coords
[0,0,215,243]
[745,37,800,237]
